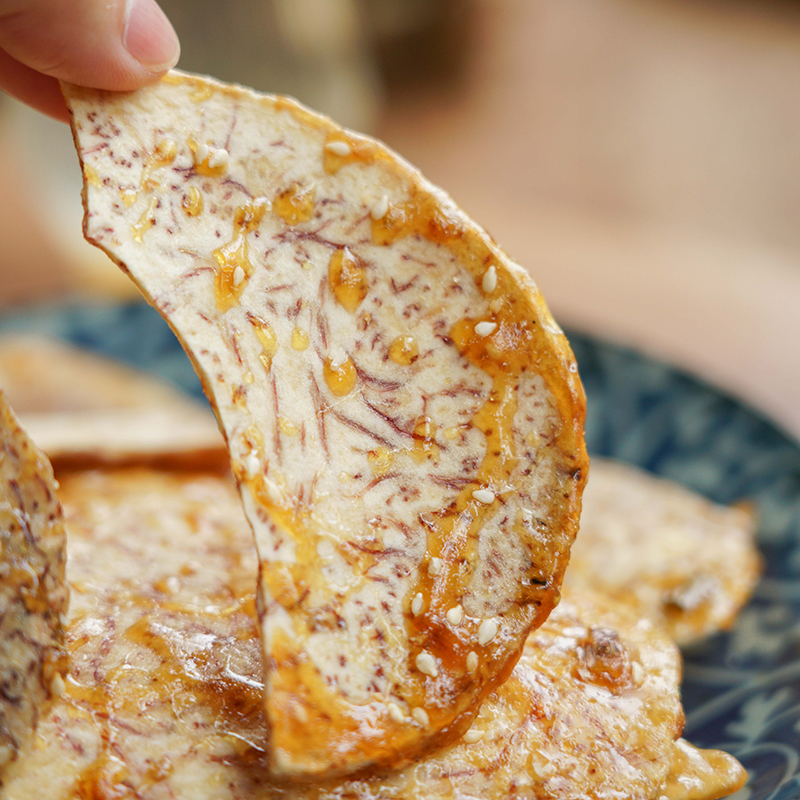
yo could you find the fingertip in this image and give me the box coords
[123,0,180,75]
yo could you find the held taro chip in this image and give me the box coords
[63,71,588,778]
[0,392,68,777]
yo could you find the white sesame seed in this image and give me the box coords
[463,729,484,744]
[244,453,261,478]
[50,673,66,698]
[478,619,499,646]
[262,477,283,503]
[415,651,438,678]
[521,507,533,525]
[195,142,209,164]
[232,265,245,287]
[466,651,478,672]
[482,265,497,294]
[325,140,352,157]
[370,194,390,221]
[387,701,405,723]
[475,321,497,337]
[472,488,495,505]
[428,557,443,576]
[207,147,229,170]
[446,605,463,626]
[329,347,348,370]
[631,660,644,686]
[411,592,424,616]
[412,707,429,726]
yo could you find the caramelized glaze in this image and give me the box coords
[213,200,267,312]
[272,184,315,225]
[328,248,368,313]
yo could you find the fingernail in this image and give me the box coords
[123,0,180,73]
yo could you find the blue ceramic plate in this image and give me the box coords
[2,301,799,799]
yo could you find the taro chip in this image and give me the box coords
[0,392,68,774]
[566,458,761,645]
[63,71,588,778]
[0,336,225,468]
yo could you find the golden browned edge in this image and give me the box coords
[62,71,589,774]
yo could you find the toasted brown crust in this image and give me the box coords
[0,392,68,777]
[63,70,588,778]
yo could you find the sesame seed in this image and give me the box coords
[370,195,390,221]
[411,592,424,616]
[446,605,463,626]
[412,707,430,726]
[262,477,283,503]
[472,488,495,505]
[478,618,499,646]
[207,147,229,170]
[428,557,443,576]
[232,266,245,287]
[482,265,497,294]
[415,651,438,678]
[195,142,209,164]
[50,673,66,698]
[244,453,261,478]
[387,702,405,723]
[329,347,348,370]
[631,660,644,686]
[463,729,484,744]
[466,651,479,672]
[474,321,497,337]
[325,140,352,157]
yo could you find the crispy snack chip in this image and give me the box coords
[0,392,68,776]
[63,71,588,776]
[0,336,225,469]
[3,468,743,799]
[566,459,761,645]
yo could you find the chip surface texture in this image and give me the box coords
[64,71,588,777]
[0,392,68,777]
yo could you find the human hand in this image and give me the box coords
[0,0,179,121]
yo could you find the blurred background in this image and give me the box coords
[1,0,799,439]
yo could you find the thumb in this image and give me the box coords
[0,0,180,120]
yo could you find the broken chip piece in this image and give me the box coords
[1,467,744,799]
[0,392,68,775]
[63,71,588,777]
[566,458,761,645]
